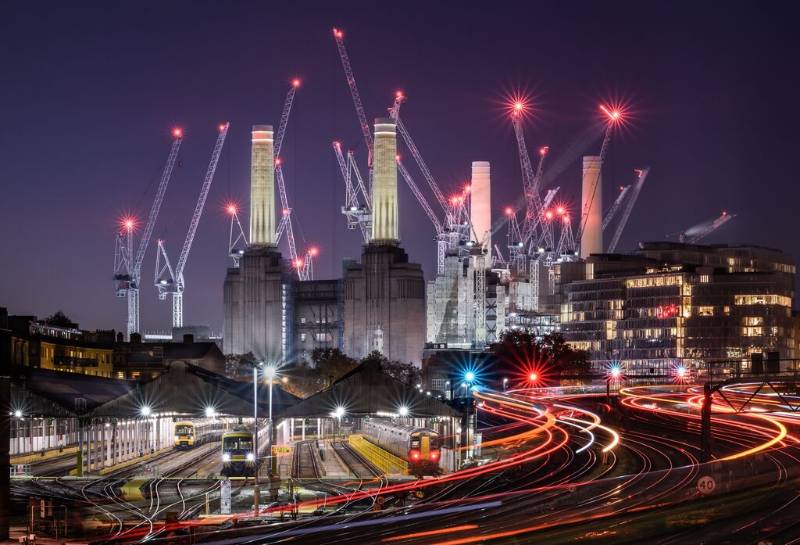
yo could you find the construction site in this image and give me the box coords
[108,27,796,376]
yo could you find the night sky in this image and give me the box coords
[2,1,798,334]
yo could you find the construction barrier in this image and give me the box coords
[348,434,408,475]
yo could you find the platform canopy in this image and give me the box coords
[89,360,299,418]
[279,359,461,419]
[9,367,134,418]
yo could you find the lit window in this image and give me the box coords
[697,306,714,317]
[742,316,763,326]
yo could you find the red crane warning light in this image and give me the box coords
[225,203,238,216]
[308,246,319,257]
[292,78,301,88]
[600,104,623,123]
[172,127,183,138]
[333,28,343,38]
[504,207,514,216]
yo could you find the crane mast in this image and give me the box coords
[333,28,373,166]
[226,204,247,267]
[512,114,551,251]
[272,81,312,280]
[602,185,632,231]
[155,123,229,328]
[607,167,650,252]
[680,211,735,243]
[114,132,182,339]
[578,107,620,242]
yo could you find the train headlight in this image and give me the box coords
[222,453,231,462]
[246,452,255,461]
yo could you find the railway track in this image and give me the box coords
[292,441,322,479]
[332,441,381,479]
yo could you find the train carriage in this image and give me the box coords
[221,428,257,477]
[361,419,442,475]
[173,419,225,449]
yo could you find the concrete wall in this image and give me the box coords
[343,244,425,364]
[239,247,286,362]
[223,267,244,355]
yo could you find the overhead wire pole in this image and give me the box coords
[155,123,229,327]
[607,167,650,252]
[114,130,182,339]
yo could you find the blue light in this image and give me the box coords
[465,371,476,382]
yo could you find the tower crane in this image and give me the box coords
[677,211,735,243]
[577,105,621,242]
[273,80,313,280]
[225,202,247,267]
[607,167,650,252]
[510,102,552,252]
[113,129,182,339]
[602,185,631,231]
[333,28,373,168]
[334,141,370,242]
[155,123,229,328]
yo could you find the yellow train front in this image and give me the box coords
[174,421,196,449]
[361,420,442,476]
[221,429,257,477]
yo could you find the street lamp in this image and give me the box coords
[205,406,216,418]
[264,364,277,477]
[140,405,151,417]
[398,405,409,417]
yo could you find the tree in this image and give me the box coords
[310,348,358,386]
[44,310,77,328]
[490,330,588,384]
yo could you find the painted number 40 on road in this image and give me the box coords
[697,475,716,494]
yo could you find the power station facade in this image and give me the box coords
[224,119,426,365]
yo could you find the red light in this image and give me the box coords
[410,451,420,460]
[333,28,342,38]
[218,123,227,132]
[556,206,565,215]
[544,210,554,220]
[529,372,538,382]
[282,208,290,216]
[292,78,301,88]
[463,185,471,193]
[275,157,282,166]
[395,154,401,162]
[539,146,549,156]
[120,216,136,232]
[656,304,679,319]
[430,451,439,460]
[563,215,571,224]
[309,247,319,257]
[172,128,183,138]
[395,90,404,99]
[225,203,238,216]
[600,104,622,123]
[504,207,514,216]
[333,141,341,148]
[294,258,304,268]
[514,101,524,112]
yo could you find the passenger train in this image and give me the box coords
[361,419,442,475]
[221,427,257,477]
[173,419,225,449]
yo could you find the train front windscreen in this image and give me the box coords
[223,436,253,453]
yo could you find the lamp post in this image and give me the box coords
[464,371,476,461]
[264,365,276,478]
[252,362,262,513]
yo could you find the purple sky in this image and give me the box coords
[1,1,798,333]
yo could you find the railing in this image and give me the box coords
[348,434,408,475]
